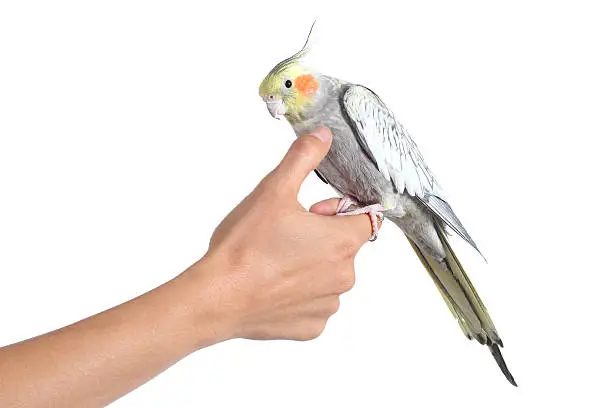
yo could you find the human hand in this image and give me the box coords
[186,127,374,344]
[0,127,376,408]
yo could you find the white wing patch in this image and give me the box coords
[342,85,483,255]
[343,86,438,198]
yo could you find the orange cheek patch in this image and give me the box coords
[295,74,319,96]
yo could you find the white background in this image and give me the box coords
[1,1,611,406]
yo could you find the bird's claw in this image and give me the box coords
[368,211,385,242]
[335,198,385,242]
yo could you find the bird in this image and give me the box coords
[258,24,517,387]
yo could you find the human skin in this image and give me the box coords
[0,127,375,408]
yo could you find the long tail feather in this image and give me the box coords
[407,225,517,386]
[489,344,517,386]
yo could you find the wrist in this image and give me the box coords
[175,254,243,350]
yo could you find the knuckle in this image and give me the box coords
[304,331,319,341]
[328,297,341,315]
[337,270,356,293]
[351,232,366,248]
[312,321,327,338]
[296,323,325,341]
[335,239,357,260]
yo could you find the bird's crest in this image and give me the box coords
[267,21,315,77]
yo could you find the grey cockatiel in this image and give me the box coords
[258,29,516,386]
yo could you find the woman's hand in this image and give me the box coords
[0,127,374,408]
[185,126,373,344]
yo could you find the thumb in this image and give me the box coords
[272,127,332,197]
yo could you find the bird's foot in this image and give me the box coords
[336,196,385,242]
[336,195,358,213]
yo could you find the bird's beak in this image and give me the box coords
[265,100,287,120]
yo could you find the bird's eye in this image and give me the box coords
[285,79,292,88]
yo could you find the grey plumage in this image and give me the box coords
[283,74,516,386]
[259,33,515,383]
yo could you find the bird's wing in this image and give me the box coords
[342,85,481,253]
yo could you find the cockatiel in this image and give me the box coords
[258,26,516,386]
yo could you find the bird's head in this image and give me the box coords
[259,23,320,122]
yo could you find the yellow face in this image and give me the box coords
[259,62,319,121]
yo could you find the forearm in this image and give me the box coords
[0,260,224,408]
[0,128,366,407]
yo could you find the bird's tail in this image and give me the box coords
[406,223,517,386]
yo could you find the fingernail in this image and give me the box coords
[310,127,331,142]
